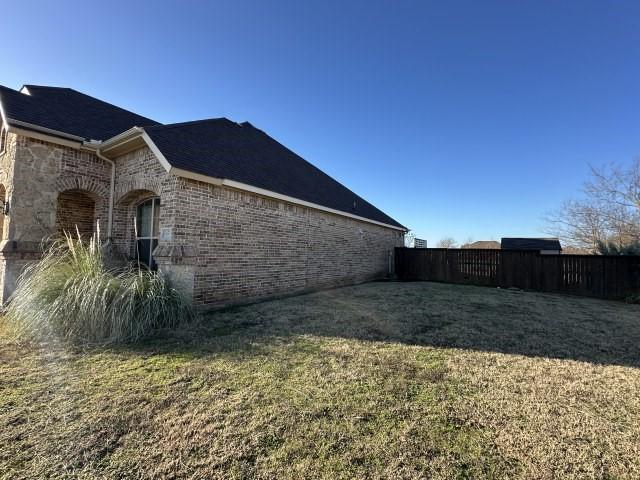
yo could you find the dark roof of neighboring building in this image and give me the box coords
[144,119,405,229]
[462,240,501,249]
[0,84,159,140]
[501,238,562,250]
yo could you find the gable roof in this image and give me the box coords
[0,83,405,230]
[144,119,405,229]
[501,238,562,251]
[0,85,159,140]
[462,240,501,249]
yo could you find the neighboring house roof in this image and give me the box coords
[144,119,405,229]
[501,238,562,251]
[461,240,501,249]
[0,84,405,230]
[0,85,159,140]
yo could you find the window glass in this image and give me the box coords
[135,197,160,270]
[136,200,153,237]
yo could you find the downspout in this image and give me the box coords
[94,148,115,240]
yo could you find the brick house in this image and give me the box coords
[0,84,405,306]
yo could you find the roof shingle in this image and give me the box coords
[0,85,159,140]
[144,119,405,229]
[0,84,404,229]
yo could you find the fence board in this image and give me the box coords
[395,248,640,300]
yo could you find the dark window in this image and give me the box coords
[135,197,160,270]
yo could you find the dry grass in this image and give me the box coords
[1,281,639,479]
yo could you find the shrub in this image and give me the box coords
[4,230,195,344]
[597,240,640,256]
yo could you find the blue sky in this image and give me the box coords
[3,1,639,245]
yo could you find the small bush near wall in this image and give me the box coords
[4,230,194,345]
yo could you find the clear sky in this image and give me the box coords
[3,1,639,245]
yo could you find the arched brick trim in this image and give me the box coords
[115,178,162,204]
[56,176,109,199]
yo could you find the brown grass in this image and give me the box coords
[1,281,639,479]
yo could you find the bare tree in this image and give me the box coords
[546,159,640,252]
[436,237,457,248]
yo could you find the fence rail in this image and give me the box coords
[394,248,640,300]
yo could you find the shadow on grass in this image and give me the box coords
[120,281,640,368]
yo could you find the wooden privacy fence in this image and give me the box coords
[395,248,640,300]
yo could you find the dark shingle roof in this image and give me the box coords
[0,84,404,229]
[0,85,159,140]
[462,240,501,249]
[144,119,405,229]
[501,238,562,251]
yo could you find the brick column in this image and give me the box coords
[153,244,197,302]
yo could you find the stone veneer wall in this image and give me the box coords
[0,132,19,302]
[0,134,112,301]
[172,178,404,307]
[9,136,111,241]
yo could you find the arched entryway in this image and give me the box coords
[56,189,96,239]
[113,189,161,270]
[135,197,160,270]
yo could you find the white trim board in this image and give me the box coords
[221,179,406,231]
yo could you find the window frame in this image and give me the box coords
[135,197,160,270]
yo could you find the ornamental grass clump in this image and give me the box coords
[5,229,194,344]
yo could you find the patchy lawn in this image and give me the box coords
[1,281,639,479]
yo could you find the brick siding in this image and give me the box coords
[0,137,403,306]
[56,189,96,239]
[173,178,403,306]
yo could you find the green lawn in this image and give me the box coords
[1,281,639,479]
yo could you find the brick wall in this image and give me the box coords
[173,178,404,306]
[111,147,177,257]
[56,190,96,239]
[8,136,110,242]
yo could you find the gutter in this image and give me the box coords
[93,146,116,240]
[73,141,116,239]
[99,127,144,152]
